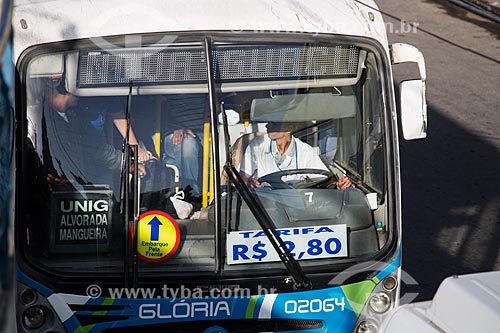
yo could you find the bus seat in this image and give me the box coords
[221,132,265,184]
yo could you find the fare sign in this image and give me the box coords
[226,225,348,265]
[135,211,180,262]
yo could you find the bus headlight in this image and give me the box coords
[20,288,37,305]
[22,306,46,329]
[382,275,398,291]
[369,292,392,313]
[355,319,378,333]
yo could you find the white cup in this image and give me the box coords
[366,193,378,210]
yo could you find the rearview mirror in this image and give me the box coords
[400,79,427,140]
[251,93,358,122]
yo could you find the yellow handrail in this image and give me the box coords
[201,122,211,208]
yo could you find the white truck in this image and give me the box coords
[379,271,500,333]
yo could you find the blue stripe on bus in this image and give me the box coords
[16,266,54,297]
[374,252,401,282]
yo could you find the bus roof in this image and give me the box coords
[13,0,388,63]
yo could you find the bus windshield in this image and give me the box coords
[20,35,389,280]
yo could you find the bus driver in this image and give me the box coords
[239,122,354,190]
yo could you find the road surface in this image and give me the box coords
[378,0,500,301]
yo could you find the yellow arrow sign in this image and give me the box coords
[135,210,180,262]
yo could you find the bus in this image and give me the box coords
[0,0,12,295]
[13,1,427,332]
[0,49,11,292]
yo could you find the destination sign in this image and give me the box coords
[50,188,112,253]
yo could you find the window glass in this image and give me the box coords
[20,38,387,277]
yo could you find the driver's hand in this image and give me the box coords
[247,178,263,188]
[337,176,354,190]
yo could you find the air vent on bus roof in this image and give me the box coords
[77,44,359,88]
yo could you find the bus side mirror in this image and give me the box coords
[391,43,427,140]
[400,79,427,140]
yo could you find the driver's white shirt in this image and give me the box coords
[239,135,328,179]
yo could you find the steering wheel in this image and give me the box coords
[258,168,335,189]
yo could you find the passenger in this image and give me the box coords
[89,105,154,163]
[43,81,125,186]
[54,80,154,163]
[42,81,176,197]
[239,122,354,190]
[161,94,207,197]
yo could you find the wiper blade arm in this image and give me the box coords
[220,102,310,290]
[120,83,134,213]
[119,83,140,288]
[223,161,311,289]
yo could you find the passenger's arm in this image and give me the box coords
[98,142,123,172]
[109,113,153,163]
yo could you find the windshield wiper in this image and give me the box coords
[220,102,312,291]
[119,82,140,288]
[203,37,310,289]
[221,101,234,232]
